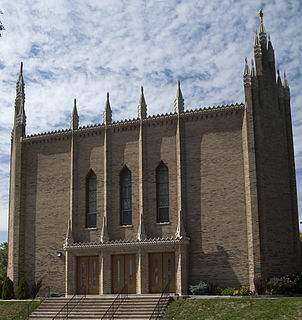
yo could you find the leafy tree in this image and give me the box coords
[0,242,8,283]
[0,9,4,36]
[17,277,30,299]
[2,277,14,299]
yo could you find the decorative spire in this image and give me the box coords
[71,98,79,130]
[258,9,267,45]
[277,69,284,98]
[283,71,288,88]
[243,57,251,87]
[64,219,74,246]
[175,210,186,239]
[103,92,112,125]
[250,58,258,88]
[137,212,146,241]
[16,101,26,127]
[174,80,184,113]
[254,29,262,57]
[138,86,147,120]
[15,62,25,111]
[267,33,275,62]
[100,215,109,243]
[250,58,255,77]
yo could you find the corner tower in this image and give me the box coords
[243,11,300,279]
[7,62,27,288]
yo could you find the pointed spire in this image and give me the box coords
[174,80,184,114]
[71,98,79,130]
[258,9,267,46]
[267,33,275,62]
[16,101,26,127]
[137,212,147,241]
[277,69,284,98]
[243,57,251,87]
[103,92,112,125]
[175,210,186,239]
[283,71,288,88]
[65,219,74,246]
[15,62,25,111]
[251,58,255,77]
[254,29,262,57]
[138,86,147,120]
[100,215,109,243]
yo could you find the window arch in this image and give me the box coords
[156,162,169,222]
[86,170,97,228]
[120,167,132,225]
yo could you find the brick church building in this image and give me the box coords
[7,12,301,295]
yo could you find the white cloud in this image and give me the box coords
[0,0,302,232]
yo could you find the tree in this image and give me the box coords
[0,10,4,37]
[17,277,30,299]
[2,277,14,299]
[0,242,8,283]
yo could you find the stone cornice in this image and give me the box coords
[64,236,190,251]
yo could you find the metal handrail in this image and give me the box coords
[149,280,171,320]
[101,284,128,319]
[52,285,86,320]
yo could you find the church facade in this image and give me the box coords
[7,12,301,296]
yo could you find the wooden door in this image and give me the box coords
[125,254,136,293]
[77,256,99,294]
[112,254,136,293]
[112,255,125,293]
[149,252,175,293]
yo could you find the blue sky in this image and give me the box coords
[0,0,301,243]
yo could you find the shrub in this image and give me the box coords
[0,282,2,298]
[31,279,43,298]
[267,275,298,295]
[17,277,30,299]
[189,281,208,295]
[214,286,222,295]
[233,289,239,296]
[240,285,251,296]
[207,280,219,295]
[2,277,14,299]
[221,287,235,296]
[254,275,267,295]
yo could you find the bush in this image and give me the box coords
[254,275,267,295]
[240,285,251,296]
[189,281,208,295]
[221,287,235,296]
[31,279,43,298]
[2,277,14,299]
[214,286,222,295]
[0,282,2,298]
[17,277,30,299]
[267,275,298,295]
[207,280,220,295]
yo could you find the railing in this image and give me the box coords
[52,285,86,320]
[101,284,128,319]
[149,280,171,320]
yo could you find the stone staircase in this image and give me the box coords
[28,294,171,320]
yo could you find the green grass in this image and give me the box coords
[0,301,40,320]
[163,297,302,320]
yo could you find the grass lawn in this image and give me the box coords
[163,297,302,320]
[0,301,40,320]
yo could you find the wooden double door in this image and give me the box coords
[149,252,175,293]
[77,256,99,294]
[112,254,136,293]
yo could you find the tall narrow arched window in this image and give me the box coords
[156,163,169,222]
[121,167,132,225]
[86,171,97,228]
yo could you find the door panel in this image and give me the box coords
[112,254,136,293]
[77,256,99,294]
[125,254,136,293]
[149,253,163,293]
[149,252,175,293]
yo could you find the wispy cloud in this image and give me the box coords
[0,0,301,233]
